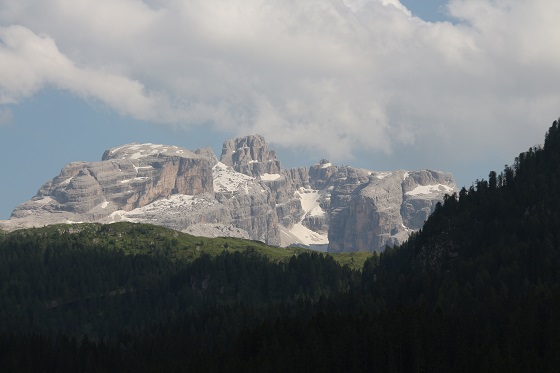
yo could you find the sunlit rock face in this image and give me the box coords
[220,134,282,178]
[10,143,213,215]
[1,137,457,252]
[325,169,456,253]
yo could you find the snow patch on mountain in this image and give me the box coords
[260,173,282,181]
[120,177,149,184]
[296,188,326,217]
[376,172,391,180]
[406,184,454,196]
[213,162,255,193]
[106,194,217,224]
[129,195,212,214]
[133,165,153,172]
[289,223,329,245]
[60,177,73,186]
[286,188,329,246]
[105,143,198,161]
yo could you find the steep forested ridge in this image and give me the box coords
[358,119,560,371]
[2,120,560,372]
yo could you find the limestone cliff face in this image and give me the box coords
[401,170,456,230]
[328,171,402,253]
[309,159,337,189]
[4,142,282,245]
[211,161,280,244]
[303,163,457,253]
[2,136,458,253]
[329,170,456,252]
[4,146,191,231]
[220,134,282,177]
[21,144,215,217]
[219,135,307,240]
[101,144,214,208]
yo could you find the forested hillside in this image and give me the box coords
[0,223,363,337]
[2,120,560,372]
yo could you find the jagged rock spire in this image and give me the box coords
[220,134,283,177]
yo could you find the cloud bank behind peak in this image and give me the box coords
[0,0,558,168]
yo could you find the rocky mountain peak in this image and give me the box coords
[309,159,337,189]
[220,134,283,178]
[1,135,458,253]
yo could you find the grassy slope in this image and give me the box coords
[5,222,372,269]
[330,252,373,271]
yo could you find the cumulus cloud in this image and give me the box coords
[0,25,176,122]
[0,0,559,171]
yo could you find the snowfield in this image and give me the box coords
[289,222,329,245]
[213,162,255,193]
[287,188,329,246]
[296,188,326,217]
[405,184,454,196]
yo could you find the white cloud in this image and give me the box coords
[0,25,179,122]
[0,0,559,170]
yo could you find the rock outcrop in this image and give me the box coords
[1,136,458,252]
[326,169,455,253]
[220,134,282,177]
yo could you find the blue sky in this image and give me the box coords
[400,0,450,21]
[0,0,558,219]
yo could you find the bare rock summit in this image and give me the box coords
[1,136,458,252]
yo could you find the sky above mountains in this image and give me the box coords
[1,0,558,219]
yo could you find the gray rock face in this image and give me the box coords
[220,134,282,177]
[6,143,216,228]
[1,136,458,253]
[219,134,308,241]
[401,170,456,230]
[314,167,457,253]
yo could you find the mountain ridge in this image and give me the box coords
[1,135,457,252]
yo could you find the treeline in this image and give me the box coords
[3,120,560,371]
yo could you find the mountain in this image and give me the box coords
[3,120,560,371]
[0,135,457,252]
